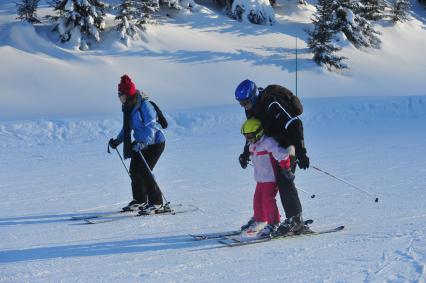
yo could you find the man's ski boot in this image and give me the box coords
[121,200,146,212]
[271,213,304,237]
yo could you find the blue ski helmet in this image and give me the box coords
[235,79,258,105]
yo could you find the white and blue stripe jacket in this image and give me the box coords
[117,94,165,145]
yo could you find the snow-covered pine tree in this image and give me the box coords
[227,0,275,25]
[49,0,107,50]
[359,0,388,21]
[16,0,41,24]
[115,0,159,42]
[307,0,347,70]
[335,0,381,48]
[390,0,411,22]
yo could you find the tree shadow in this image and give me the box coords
[101,46,314,73]
[0,234,214,263]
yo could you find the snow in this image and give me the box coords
[1,0,426,281]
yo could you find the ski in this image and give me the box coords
[82,206,199,224]
[218,225,345,247]
[70,203,187,221]
[189,230,241,240]
[190,219,314,241]
[70,210,135,221]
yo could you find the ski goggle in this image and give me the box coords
[243,133,257,140]
[239,99,252,107]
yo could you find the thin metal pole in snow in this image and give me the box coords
[297,187,315,199]
[311,165,379,203]
[295,37,298,97]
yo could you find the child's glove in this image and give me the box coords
[238,152,250,169]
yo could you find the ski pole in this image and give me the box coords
[115,148,130,177]
[108,140,131,177]
[137,151,170,206]
[297,187,315,199]
[249,163,315,198]
[311,165,379,203]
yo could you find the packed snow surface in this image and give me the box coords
[1,97,426,282]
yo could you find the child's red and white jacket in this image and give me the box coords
[249,136,291,183]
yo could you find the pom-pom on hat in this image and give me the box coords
[118,74,137,96]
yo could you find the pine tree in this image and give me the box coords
[390,0,410,22]
[335,0,381,48]
[115,0,159,42]
[359,0,387,21]
[227,0,276,25]
[16,0,41,24]
[49,0,107,49]
[307,0,347,70]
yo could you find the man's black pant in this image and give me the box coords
[276,156,302,219]
[129,142,165,205]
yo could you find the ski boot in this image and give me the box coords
[257,223,278,238]
[240,217,255,231]
[138,202,172,215]
[271,213,304,237]
[121,200,146,212]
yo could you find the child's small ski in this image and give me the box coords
[191,220,314,241]
[218,225,345,247]
[189,230,242,240]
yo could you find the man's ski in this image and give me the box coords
[218,225,345,247]
[82,206,199,224]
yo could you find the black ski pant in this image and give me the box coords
[129,142,165,205]
[276,156,302,219]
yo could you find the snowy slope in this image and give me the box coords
[1,97,426,282]
[1,1,426,119]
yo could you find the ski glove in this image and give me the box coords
[109,138,121,149]
[281,168,295,181]
[132,141,146,152]
[297,152,310,170]
[239,152,250,169]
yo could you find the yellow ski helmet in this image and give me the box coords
[241,118,264,142]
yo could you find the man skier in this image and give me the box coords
[235,79,310,236]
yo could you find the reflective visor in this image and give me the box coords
[244,133,256,140]
[239,99,251,107]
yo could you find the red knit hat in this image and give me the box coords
[118,74,137,96]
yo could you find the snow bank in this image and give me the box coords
[1,96,425,147]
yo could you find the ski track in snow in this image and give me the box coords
[0,97,426,282]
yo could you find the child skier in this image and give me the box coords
[240,118,295,239]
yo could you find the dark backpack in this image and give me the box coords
[139,100,168,129]
[149,101,168,129]
[261,85,303,117]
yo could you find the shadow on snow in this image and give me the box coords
[0,234,215,263]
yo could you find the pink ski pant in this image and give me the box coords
[253,182,280,225]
